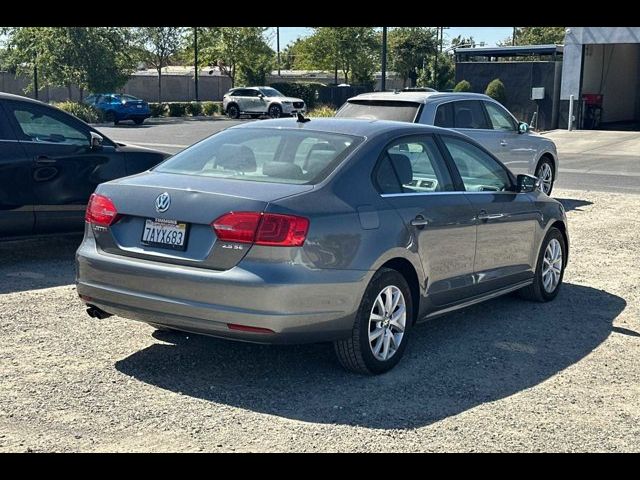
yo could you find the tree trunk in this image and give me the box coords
[157,68,162,103]
[334,63,338,85]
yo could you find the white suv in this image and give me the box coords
[222,86,306,119]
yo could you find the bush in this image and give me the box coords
[52,101,103,123]
[485,78,507,104]
[149,102,167,117]
[201,101,220,116]
[453,80,472,92]
[186,102,203,116]
[307,105,336,117]
[268,82,325,109]
[167,102,187,117]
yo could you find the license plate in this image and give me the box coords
[141,218,188,251]
[136,104,142,108]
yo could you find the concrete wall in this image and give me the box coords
[455,61,562,130]
[0,71,232,103]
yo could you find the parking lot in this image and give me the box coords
[1,120,639,452]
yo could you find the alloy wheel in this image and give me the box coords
[542,238,563,293]
[538,162,553,195]
[368,285,406,361]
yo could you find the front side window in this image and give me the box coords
[484,101,517,131]
[260,87,284,97]
[453,100,490,129]
[154,128,362,185]
[10,104,89,146]
[375,136,454,194]
[442,136,511,192]
[336,100,420,122]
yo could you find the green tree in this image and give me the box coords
[134,27,185,102]
[453,80,472,92]
[485,78,507,103]
[503,27,566,46]
[388,27,437,87]
[3,27,136,98]
[450,35,476,48]
[300,27,379,85]
[197,27,272,88]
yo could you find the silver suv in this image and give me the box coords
[222,86,306,119]
[336,91,559,195]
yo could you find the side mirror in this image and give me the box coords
[518,122,529,134]
[258,93,265,99]
[90,131,103,150]
[516,174,539,193]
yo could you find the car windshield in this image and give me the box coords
[260,87,284,97]
[154,127,363,185]
[336,100,420,122]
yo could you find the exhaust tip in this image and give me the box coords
[86,305,112,320]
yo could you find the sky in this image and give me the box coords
[268,27,514,50]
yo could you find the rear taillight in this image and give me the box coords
[86,193,119,226]
[212,212,309,247]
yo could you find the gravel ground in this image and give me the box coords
[1,188,638,452]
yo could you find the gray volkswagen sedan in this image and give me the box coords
[76,118,569,374]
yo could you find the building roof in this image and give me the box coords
[454,44,564,59]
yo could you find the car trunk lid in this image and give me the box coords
[91,172,313,270]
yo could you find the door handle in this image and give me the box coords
[410,215,429,227]
[500,140,508,147]
[35,156,57,165]
[477,212,505,221]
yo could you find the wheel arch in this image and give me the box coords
[536,151,557,176]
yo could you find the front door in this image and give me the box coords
[440,135,538,294]
[481,100,536,175]
[375,134,478,308]
[4,100,127,234]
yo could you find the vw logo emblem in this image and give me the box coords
[155,192,171,213]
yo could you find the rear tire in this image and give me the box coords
[518,227,566,302]
[334,268,413,375]
[226,104,240,119]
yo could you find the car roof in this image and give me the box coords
[227,117,463,137]
[0,92,49,104]
[346,91,494,104]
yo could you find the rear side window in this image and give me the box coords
[453,100,490,129]
[336,100,420,122]
[154,128,363,185]
[434,103,454,128]
[375,135,454,194]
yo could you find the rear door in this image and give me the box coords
[4,100,127,234]
[0,101,34,238]
[375,134,478,308]
[440,134,538,293]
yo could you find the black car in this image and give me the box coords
[0,93,170,239]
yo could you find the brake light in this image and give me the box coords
[212,212,309,247]
[86,193,119,226]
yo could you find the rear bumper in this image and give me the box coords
[116,112,151,120]
[75,237,369,344]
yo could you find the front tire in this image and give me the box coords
[268,104,282,118]
[518,227,566,302]
[334,268,413,375]
[536,157,555,195]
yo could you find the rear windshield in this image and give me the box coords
[336,100,420,122]
[154,127,363,185]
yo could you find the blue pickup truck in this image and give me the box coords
[84,93,151,125]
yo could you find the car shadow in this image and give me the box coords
[115,283,625,429]
[557,198,593,212]
[0,234,81,294]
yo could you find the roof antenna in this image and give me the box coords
[296,112,311,123]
